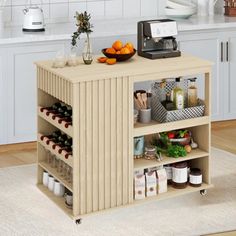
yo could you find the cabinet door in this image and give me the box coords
[6,42,67,144]
[178,33,223,121]
[224,36,236,120]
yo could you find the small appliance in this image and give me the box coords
[22,0,45,32]
[137,19,181,59]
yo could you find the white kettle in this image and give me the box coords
[22,0,45,32]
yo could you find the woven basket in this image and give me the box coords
[151,80,205,123]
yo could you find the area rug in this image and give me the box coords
[0,148,236,236]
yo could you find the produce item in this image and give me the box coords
[172,162,188,189]
[134,174,146,200]
[189,168,202,187]
[173,77,184,110]
[166,145,187,158]
[106,58,117,65]
[145,171,157,197]
[184,145,192,153]
[120,47,130,54]
[112,40,123,51]
[167,132,175,139]
[125,42,134,53]
[156,168,167,194]
[188,78,198,107]
[106,48,116,54]
[97,57,107,63]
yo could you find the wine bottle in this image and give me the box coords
[65,122,72,128]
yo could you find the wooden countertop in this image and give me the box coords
[35,54,213,83]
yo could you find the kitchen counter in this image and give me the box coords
[1,15,236,45]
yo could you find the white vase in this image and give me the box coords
[197,0,208,16]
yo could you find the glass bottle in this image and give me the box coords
[173,77,184,110]
[82,33,93,65]
[161,92,175,110]
[188,78,198,107]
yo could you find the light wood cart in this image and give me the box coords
[35,54,213,222]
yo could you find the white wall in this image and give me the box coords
[2,0,166,26]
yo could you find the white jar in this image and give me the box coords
[53,181,65,197]
[48,175,55,192]
[43,171,49,187]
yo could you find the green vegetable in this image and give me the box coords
[166,145,187,158]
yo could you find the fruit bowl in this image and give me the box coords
[169,137,191,146]
[102,48,136,62]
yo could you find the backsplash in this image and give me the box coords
[3,0,165,26]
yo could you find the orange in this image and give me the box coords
[125,42,134,52]
[106,58,117,65]
[106,47,116,54]
[97,57,107,63]
[120,47,130,54]
[112,40,123,51]
[116,50,121,54]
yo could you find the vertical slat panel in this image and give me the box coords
[110,78,117,207]
[72,83,80,217]
[53,75,56,99]
[128,76,134,203]
[50,72,53,95]
[122,77,128,204]
[79,82,86,215]
[86,81,93,213]
[104,79,111,209]
[98,80,105,210]
[92,80,99,212]
[116,77,123,206]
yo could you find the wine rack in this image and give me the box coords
[36,54,213,220]
[38,106,73,137]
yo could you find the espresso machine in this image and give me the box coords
[137,19,181,59]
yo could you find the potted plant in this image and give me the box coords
[72,11,93,64]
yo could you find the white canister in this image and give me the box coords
[53,181,65,197]
[197,0,208,16]
[48,175,55,191]
[43,171,49,187]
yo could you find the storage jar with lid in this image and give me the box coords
[172,161,188,189]
[189,168,202,187]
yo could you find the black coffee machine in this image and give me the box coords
[137,19,181,59]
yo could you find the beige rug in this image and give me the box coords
[0,148,236,236]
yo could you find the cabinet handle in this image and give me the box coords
[221,42,224,62]
[226,41,229,62]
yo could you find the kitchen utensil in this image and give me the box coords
[139,108,151,124]
[141,93,147,109]
[136,93,145,109]
[102,48,136,62]
[22,0,45,32]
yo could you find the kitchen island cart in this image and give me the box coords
[35,54,213,220]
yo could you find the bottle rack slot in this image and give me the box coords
[38,106,73,137]
[38,133,73,167]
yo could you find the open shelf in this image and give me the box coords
[38,133,73,167]
[38,106,73,137]
[134,148,209,171]
[133,116,210,137]
[134,182,213,204]
[39,162,73,192]
[37,184,73,218]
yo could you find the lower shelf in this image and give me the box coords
[134,182,213,204]
[38,162,73,192]
[37,184,73,218]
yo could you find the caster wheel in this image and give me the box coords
[200,189,207,196]
[75,219,82,225]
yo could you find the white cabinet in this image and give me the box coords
[1,41,68,144]
[178,30,236,122]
